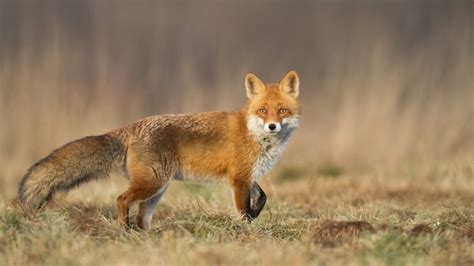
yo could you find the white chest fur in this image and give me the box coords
[247,115,299,181]
[251,136,288,181]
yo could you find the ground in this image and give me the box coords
[1,159,472,265]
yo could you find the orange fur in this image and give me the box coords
[18,71,301,229]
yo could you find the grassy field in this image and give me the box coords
[1,158,473,265]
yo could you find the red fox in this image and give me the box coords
[18,71,300,229]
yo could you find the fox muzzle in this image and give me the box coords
[264,122,281,133]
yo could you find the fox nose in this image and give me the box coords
[264,122,281,133]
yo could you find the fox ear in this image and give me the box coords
[245,73,266,99]
[279,70,300,99]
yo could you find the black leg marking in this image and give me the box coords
[248,182,267,220]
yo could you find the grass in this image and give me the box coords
[1,161,472,265]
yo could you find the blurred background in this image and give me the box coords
[0,1,472,198]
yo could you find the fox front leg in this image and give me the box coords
[249,182,267,219]
[231,179,267,221]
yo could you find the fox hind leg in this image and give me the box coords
[136,183,169,230]
[117,160,171,229]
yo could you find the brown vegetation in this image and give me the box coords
[311,220,375,247]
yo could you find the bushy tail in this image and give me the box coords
[18,134,125,209]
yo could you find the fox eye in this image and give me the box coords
[279,108,288,114]
[259,108,267,114]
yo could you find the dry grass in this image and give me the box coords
[1,1,473,265]
[1,167,473,265]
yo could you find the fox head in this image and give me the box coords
[244,70,300,137]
